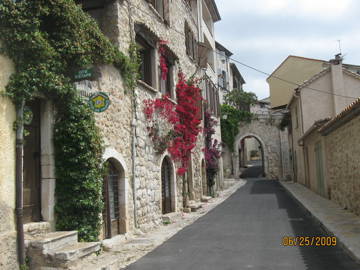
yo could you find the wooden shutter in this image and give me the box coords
[163,0,170,25]
[198,42,209,68]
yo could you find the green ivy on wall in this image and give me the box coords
[0,0,139,241]
[220,104,253,152]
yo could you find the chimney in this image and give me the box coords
[329,53,346,115]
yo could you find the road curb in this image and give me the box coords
[279,181,360,265]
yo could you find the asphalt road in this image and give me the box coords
[125,178,359,270]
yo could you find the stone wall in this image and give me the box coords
[0,51,18,269]
[229,114,286,180]
[91,0,208,233]
[324,115,360,215]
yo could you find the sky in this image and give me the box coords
[214,0,360,99]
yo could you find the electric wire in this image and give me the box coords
[126,1,359,100]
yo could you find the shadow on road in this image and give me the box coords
[249,180,359,270]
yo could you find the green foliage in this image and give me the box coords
[224,88,257,111]
[0,0,139,241]
[220,104,253,152]
[279,112,291,131]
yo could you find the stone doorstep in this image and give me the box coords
[28,231,78,251]
[188,201,202,212]
[161,212,182,224]
[201,196,212,203]
[24,222,51,237]
[102,234,128,251]
[48,242,101,263]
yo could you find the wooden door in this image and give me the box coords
[161,158,172,214]
[23,100,42,223]
[103,161,120,239]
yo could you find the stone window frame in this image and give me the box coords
[158,45,179,100]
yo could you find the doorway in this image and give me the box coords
[23,99,42,223]
[161,157,173,214]
[103,160,121,239]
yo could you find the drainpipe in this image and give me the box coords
[15,99,25,267]
[131,115,138,228]
[126,0,138,229]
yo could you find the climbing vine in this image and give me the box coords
[220,89,257,152]
[220,104,253,152]
[0,0,139,241]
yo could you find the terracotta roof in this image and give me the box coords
[319,97,360,134]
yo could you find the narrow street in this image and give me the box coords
[125,176,359,270]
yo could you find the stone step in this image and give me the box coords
[28,231,78,251]
[188,201,202,212]
[24,222,51,237]
[49,242,101,264]
[70,252,125,270]
[201,196,212,203]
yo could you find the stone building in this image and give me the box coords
[299,98,360,216]
[0,0,224,269]
[287,55,360,186]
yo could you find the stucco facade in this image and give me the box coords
[288,58,360,185]
[268,55,326,108]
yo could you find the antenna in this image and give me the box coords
[337,40,342,55]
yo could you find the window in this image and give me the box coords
[205,79,220,117]
[185,22,197,60]
[147,0,170,24]
[136,35,155,87]
[149,0,164,17]
[159,56,173,97]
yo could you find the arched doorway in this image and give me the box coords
[161,156,173,214]
[103,159,125,239]
[201,159,207,196]
[237,135,265,178]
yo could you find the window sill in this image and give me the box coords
[138,80,158,94]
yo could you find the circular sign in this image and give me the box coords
[88,92,110,113]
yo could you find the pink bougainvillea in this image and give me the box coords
[159,40,169,81]
[143,72,203,175]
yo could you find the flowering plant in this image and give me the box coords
[159,40,169,80]
[144,95,178,153]
[204,111,221,190]
[143,72,202,175]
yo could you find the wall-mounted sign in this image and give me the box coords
[88,92,110,113]
[73,66,100,81]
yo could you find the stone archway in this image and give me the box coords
[102,148,128,239]
[235,133,266,178]
[232,121,283,180]
[159,154,177,212]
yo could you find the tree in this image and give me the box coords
[224,88,257,111]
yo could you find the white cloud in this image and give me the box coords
[220,32,360,59]
[243,78,269,99]
[218,0,353,19]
